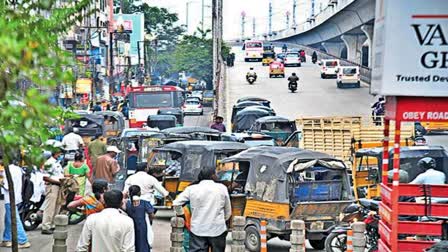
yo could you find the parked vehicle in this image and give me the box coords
[147,141,249,208]
[182,99,203,115]
[249,116,298,145]
[319,59,340,79]
[220,147,353,251]
[325,199,380,252]
[269,61,285,78]
[284,53,301,67]
[336,66,361,88]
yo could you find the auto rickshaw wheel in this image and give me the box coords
[310,238,326,250]
[245,225,261,252]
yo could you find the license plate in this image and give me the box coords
[346,74,354,76]
[310,221,324,230]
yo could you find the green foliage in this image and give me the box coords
[0,0,91,166]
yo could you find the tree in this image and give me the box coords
[0,1,89,251]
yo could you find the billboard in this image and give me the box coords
[371,0,448,97]
[115,13,144,62]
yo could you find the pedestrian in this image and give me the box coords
[41,145,65,235]
[62,128,84,152]
[125,185,155,252]
[77,190,135,252]
[67,179,108,216]
[94,146,121,184]
[64,152,90,196]
[210,116,226,132]
[93,101,102,112]
[88,136,107,174]
[173,168,231,252]
[0,161,31,248]
[123,162,169,205]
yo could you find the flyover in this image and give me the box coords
[257,0,375,68]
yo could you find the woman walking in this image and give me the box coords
[64,152,90,196]
[125,185,155,252]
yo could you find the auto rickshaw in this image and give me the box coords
[249,116,298,145]
[147,115,177,130]
[236,97,271,107]
[64,112,105,143]
[262,52,276,66]
[158,108,184,127]
[353,145,448,199]
[221,132,275,147]
[147,141,249,208]
[269,61,285,78]
[219,146,353,251]
[161,126,222,141]
[94,111,125,139]
[233,107,275,133]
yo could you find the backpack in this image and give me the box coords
[21,169,34,203]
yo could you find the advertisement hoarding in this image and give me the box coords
[371,0,448,97]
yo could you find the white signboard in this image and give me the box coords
[371,0,448,97]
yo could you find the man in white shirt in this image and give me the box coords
[173,168,231,252]
[62,128,84,151]
[0,163,31,248]
[411,157,446,185]
[42,149,65,234]
[77,190,135,252]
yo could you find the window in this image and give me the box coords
[326,61,338,67]
[343,68,357,75]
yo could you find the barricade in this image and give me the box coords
[170,217,185,252]
[231,216,246,252]
[347,229,354,252]
[351,221,366,252]
[289,220,306,252]
[260,220,267,252]
[52,214,68,252]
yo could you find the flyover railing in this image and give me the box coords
[284,42,372,84]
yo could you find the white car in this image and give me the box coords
[182,99,203,115]
[320,59,340,78]
[284,53,301,67]
[336,66,361,88]
[191,90,203,100]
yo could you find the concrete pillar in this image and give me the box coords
[321,42,345,58]
[52,215,68,252]
[351,221,367,252]
[341,34,367,64]
[170,217,185,252]
[231,216,246,252]
[289,220,306,252]
[361,24,374,67]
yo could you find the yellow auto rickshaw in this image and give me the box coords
[269,61,285,78]
[262,52,275,66]
[219,146,353,251]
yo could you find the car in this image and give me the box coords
[336,66,361,88]
[182,99,203,115]
[319,59,340,78]
[284,53,301,67]
[185,97,201,103]
[202,90,214,106]
[119,128,159,138]
[187,90,203,101]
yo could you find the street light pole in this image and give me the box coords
[201,0,205,31]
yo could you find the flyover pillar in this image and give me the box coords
[341,34,367,64]
[321,42,345,58]
[361,24,374,67]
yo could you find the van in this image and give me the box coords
[320,59,340,78]
[336,66,361,88]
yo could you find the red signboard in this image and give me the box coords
[386,96,448,122]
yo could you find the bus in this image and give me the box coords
[127,86,185,128]
[244,40,264,62]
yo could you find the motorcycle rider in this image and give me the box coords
[312,51,318,63]
[287,72,299,90]
[282,44,288,52]
[246,67,257,82]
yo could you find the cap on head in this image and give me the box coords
[106,146,121,154]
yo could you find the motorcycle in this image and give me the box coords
[246,74,256,85]
[19,196,45,231]
[312,57,317,64]
[289,81,298,93]
[325,199,380,252]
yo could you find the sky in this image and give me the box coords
[143,0,330,40]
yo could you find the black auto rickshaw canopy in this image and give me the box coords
[236,97,271,107]
[235,107,275,133]
[158,108,184,125]
[221,146,352,204]
[94,111,126,137]
[149,140,248,182]
[262,52,275,59]
[64,112,104,137]
[162,126,221,141]
[147,115,177,130]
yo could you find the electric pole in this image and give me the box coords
[311,0,315,18]
[186,2,189,32]
[252,17,256,38]
[201,0,205,31]
[212,0,222,116]
[286,11,290,29]
[268,0,272,34]
[292,0,297,27]
[241,11,246,40]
